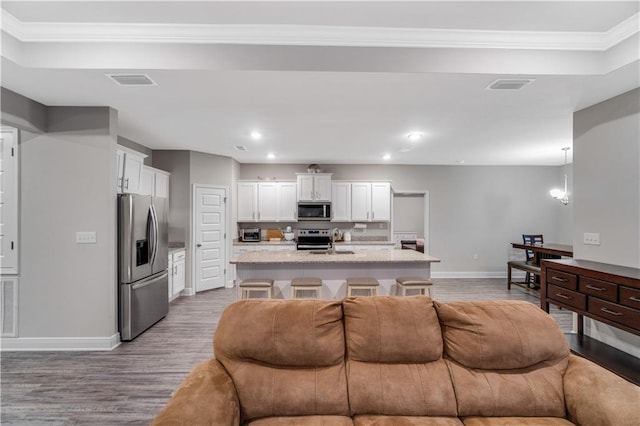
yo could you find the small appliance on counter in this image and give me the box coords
[283,226,295,241]
[241,227,261,242]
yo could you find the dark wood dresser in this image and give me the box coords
[541,258,640,384]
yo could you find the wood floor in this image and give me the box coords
[0,279,571,425]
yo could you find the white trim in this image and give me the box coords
[1,333,121,351]
[181,288,196,296]
[2,9,638,52]
[0,276,19,337]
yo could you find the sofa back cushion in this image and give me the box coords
[214,299,349,421]
[434,300,570,417]
[343,296,457,416]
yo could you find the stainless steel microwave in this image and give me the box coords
[297,202,331,221]
[241,228,261,242]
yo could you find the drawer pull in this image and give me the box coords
[585,284,606,292]
[555,293,572,300]
[552,277,569,282]
[600,307,623,316]
[629,296,640,302]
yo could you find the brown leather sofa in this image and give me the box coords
[152,297,639,426]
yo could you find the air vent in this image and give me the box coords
[486,79,535,90]
[107,74,156,86]
[234,145,247,151]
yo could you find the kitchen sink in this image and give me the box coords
[309,250,355,255]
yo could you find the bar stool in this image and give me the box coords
[290,277,322,299]
[239,278,274,299]
[346,277,380,297]
[395,276,433,298]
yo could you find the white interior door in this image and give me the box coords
[194,186,226,292]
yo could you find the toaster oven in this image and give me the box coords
[241,228,261,242]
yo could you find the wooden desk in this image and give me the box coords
[540,259,640,385]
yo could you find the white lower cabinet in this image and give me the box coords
[169,250,186,300]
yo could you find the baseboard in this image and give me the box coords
[431,271,521,279]
[181,288,196,296]
[0,333,121,351]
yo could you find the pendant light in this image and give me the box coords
[549,147,570,205]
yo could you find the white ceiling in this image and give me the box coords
[1,1,639,166]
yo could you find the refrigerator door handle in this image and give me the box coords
[149,204,159,266]
[132,271,168,290]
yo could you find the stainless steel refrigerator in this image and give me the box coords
[118,193,169,341]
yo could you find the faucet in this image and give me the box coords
[330,228,339,254]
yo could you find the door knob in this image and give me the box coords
[196,243,202,247]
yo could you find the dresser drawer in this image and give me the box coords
[589,298,640,329]
[619,286,640,310]
[579,277,617,302]
[548,284,586,310]
[547,270,577,290]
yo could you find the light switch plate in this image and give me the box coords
[583,232,600,246]
[76,231,97,244]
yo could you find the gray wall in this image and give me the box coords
[573,87,640,356]
[240,163,573,276]
[118,136,153,166]
[1,89,118,341]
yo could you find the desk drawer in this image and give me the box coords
[619,287,640,310]
[589,298,640,330]
[579,277,617,302]
[547,270,577,290]
[548,284,586,310]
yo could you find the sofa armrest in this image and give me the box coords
[152,359,240,426]
[564,354,640,426]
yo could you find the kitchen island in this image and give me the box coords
[231,249,441,298]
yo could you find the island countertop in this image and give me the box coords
[230,249,440,264]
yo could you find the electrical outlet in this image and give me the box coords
[76,231,97,244]
[473,253,479,260]
[583,232,600,246]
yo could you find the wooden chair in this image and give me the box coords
[507,234,543,290]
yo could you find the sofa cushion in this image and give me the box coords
[461,417,574,426]
[435,301,569,418]
[354,415,463,426]
[344,297,457,416]
[434,300,568,370]
[214,299,349,421]
[247,415,354,425]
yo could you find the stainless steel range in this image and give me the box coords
[297,229,332,250]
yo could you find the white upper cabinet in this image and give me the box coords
[347,181,391,222]
[331,182,352,222]
[296,173,332,201]
[139,165,170,197]
[370,182,391,221]
[278,182,298,221]
[154,170,169,198]
[139,167,154,196]
[237,182,258,222]
[116,146,146,194]
[237,181,297,222]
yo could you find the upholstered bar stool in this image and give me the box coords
[346,277,380,297]
[239,278,274,299]
[290,277,323,299]
[395,276,433,298]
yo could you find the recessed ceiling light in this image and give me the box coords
[406,132,423,142]
[382,153,391,161]
[250,131,263,140]
[267,152,275,159]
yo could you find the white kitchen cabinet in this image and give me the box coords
[237,182,258,221]
[116,146,146,194]
[138,166,170,197]
[169,249,186,300]
[1,127,19,275]
[296,173,332,201]
[237,181,297,222]
[331,182,352,222]
[350,182,391,222]
[277,182,298,221]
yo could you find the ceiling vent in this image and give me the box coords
[234,145,247,151]
[486,79,535,90]
[107,74,156,86]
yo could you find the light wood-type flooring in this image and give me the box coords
[1,278,571,425]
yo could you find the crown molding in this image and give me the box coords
[2,10,638,51]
